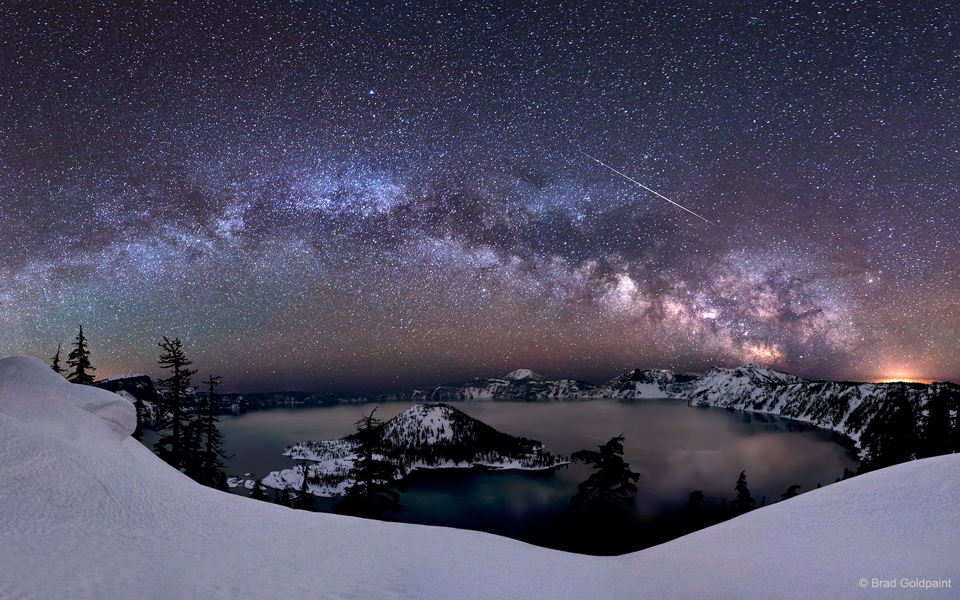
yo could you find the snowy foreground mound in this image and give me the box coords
[1,356,956,600]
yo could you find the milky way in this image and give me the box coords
[2,0,958,391]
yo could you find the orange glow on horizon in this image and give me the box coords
[874,374,933,384]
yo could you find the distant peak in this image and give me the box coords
[505,369,546,381]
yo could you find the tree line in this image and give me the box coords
[50,326,231,492]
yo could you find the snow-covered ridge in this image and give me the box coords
[2,355,958,599]
[98,362,957,451]
[262,403,567,496]
[418,373,601,401]
[592,363,960,447]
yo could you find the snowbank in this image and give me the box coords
[0,356,956,599]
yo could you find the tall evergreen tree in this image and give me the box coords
[730,470,756,516]
[183,375,230,490]
[50,343,64,374]
[561,434,642,554]
[567,434,640,510]
[66,325,96,385]
[153,337,197,471]
[298,462,313,511]
[333,408,405,519]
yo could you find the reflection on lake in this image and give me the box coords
[191,399,859,552]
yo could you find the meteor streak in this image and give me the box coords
[582,152,714,225]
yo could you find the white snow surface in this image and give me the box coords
[1,355,957,599]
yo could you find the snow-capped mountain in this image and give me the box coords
[505,368,546,381]
[264,403,567,496]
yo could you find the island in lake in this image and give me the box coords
[228,403,568,496]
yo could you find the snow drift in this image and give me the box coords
[0,356,956,599]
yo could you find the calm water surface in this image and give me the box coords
[193,399,858,551]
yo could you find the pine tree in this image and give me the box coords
[186,375,230,490]
[153,337,197,471]
[66,325,96,385]
[558,435,642,554]
[50,343,64,374]
[567,434,640,510]
[298,462,313,511]
[730,470,756,516]
[333,408,406,519]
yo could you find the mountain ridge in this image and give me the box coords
[98,365,960,451]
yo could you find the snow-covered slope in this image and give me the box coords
[2,356,957,599]
[266,403,566,495]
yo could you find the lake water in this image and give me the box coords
[166,399,860,553]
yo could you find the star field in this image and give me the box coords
[2,0,958,391]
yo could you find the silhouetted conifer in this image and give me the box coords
[333,408,406,519]
[567,435,640,510]
[298,462,313,511]
[730,470,755,516]
[560,434,641,555]
[66,325,96,385]
[186,375,230,490]
[50,343,64,374]
[153,337,197,471]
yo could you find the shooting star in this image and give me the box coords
[582,152,715,225]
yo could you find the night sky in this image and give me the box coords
[3,0,959,392]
